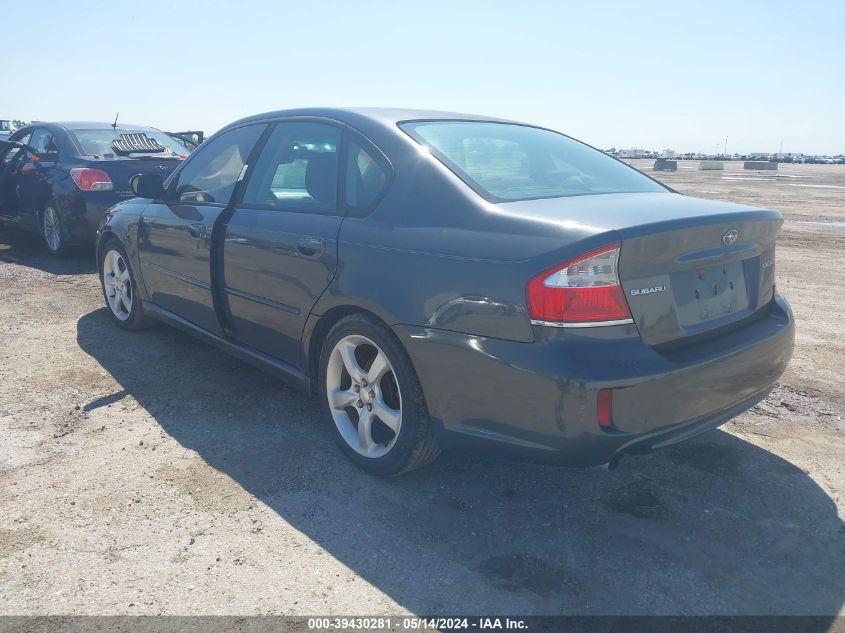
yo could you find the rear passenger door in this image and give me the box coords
[221,121,381,368]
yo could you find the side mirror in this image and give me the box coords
[130,173,165,199]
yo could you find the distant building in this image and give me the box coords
[619,148,645,159]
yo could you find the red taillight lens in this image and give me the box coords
[70,168,113,191]
[526,243,632,324]
[597,388,613,428]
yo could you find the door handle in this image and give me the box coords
[189,223,207,238]
[296,237,325,258]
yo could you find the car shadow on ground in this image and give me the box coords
[0,226,96,275]
[76,308,844,618]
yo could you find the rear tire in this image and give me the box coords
[318,313,440,475]
[98,238,154,331]
[42,203,67,256]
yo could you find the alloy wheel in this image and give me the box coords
[326,334,402,458]
[102,249,133,321]
[43,206,62,252]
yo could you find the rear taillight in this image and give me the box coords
[70,168,113,191]
[526,243,632,325]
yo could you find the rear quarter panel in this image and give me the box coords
[315,149,612,342]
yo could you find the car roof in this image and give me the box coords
[58,122,162,131]
[226,107,520,129]
[20,121,163,132]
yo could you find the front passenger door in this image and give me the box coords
[0,130,33,221]
[138,124,266,335]
[16,128,59,230]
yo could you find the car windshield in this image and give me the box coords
[401,120,666,202]
[71,128,186,158]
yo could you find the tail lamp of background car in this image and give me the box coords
[526,243,632,325]
[70,168,114,192]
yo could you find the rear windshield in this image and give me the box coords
[71,128,186,158]
[400,120,666,202]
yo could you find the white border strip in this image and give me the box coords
[530,318,635,328]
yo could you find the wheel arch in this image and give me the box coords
[97,227,133,281]
[302,303,410,394]
[96,227,121,262]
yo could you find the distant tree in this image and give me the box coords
[12,120,28,129]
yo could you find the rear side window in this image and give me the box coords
[345,139,388,209]
[29,128,59,156]
[174,124,265,205]
[243,122,341,212]
[400,120,666,202]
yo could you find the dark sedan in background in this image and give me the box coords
[97,108,794,475]
[0,122,185,254]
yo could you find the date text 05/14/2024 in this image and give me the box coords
[306,617,528,631]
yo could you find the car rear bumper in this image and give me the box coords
[396,294,794,467]
[60,192,122,243]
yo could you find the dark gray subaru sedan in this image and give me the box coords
[97,108,794,475]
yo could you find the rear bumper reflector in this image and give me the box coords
[597,388,614,428]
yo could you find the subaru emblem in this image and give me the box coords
[156,164,168,171]
[722,229,738,245]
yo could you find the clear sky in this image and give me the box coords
[2,0,842,154]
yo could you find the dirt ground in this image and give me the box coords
[0,161,843,618]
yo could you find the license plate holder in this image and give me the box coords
[673,260,749,326]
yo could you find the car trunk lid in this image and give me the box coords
[498,192,782,346]
[92,157,181,199]
[617,213,780,346]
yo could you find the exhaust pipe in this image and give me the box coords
[601,454,623,471]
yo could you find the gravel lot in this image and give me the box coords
[1,161,843,617]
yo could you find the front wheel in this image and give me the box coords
[318,314,440,475]
[99,239,154,330]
